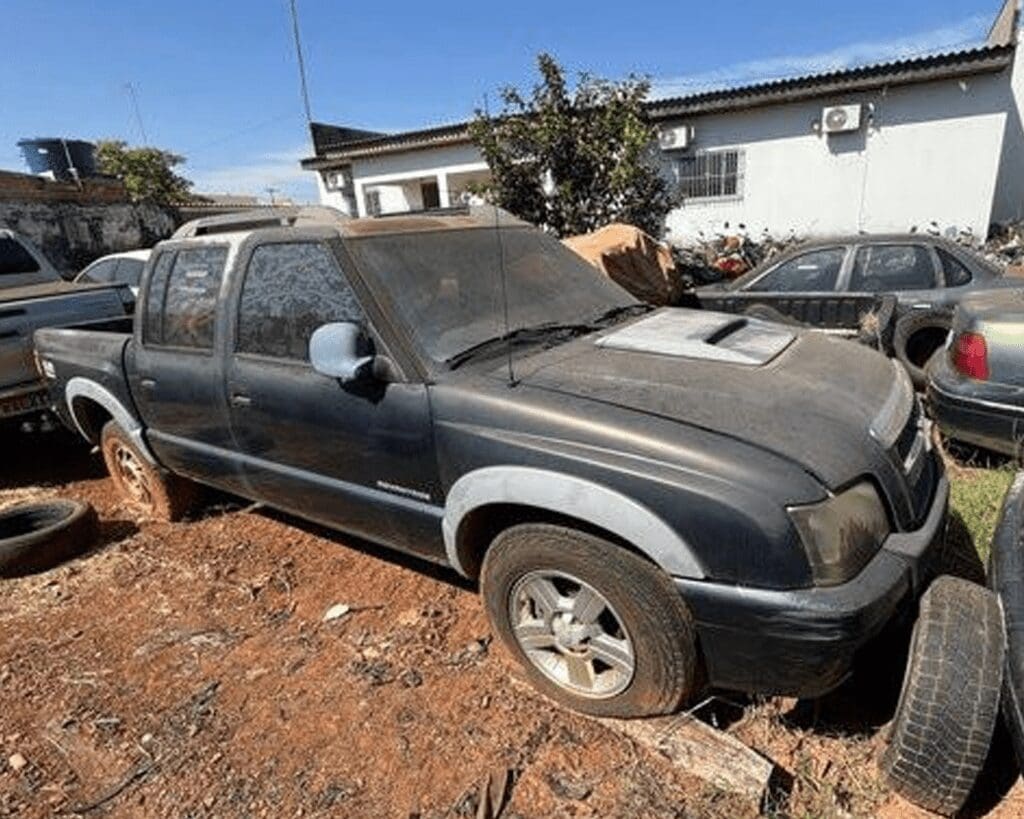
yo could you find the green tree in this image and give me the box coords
[469,53,673,239]
[95,140,196,204]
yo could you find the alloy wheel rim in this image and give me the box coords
[113,444,152,507]
[508,570,635,699]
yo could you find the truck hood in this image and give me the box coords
[509,308,904,488]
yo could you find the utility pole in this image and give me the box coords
[288,0,314,126]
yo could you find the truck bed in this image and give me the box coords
[0,282,132,421]
[33,323,135,435]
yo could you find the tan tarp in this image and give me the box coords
[563,224,681,305]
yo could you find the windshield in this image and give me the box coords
[344,225,638,365]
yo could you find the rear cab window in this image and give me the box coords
[0,237,41,275]
[143,245,228,350]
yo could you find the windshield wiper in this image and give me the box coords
[446,306,651,370]
[447,323,590,369]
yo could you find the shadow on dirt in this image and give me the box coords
[1,429,103,490]
[199,501,478,593]
[964,721,1021,818]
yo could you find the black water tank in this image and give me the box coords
[17,138,98,180]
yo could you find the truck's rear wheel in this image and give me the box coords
[100,421,198,522]
[480,523,700,717]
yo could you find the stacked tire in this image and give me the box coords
[880,576,1005,816]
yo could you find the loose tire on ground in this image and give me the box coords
[480,523,700,718]
[100,421,198,521]
[0,499,98,577]
[893,310,953,390]
[880,576,1005,816]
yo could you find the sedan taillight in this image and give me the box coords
[952,331,989,381]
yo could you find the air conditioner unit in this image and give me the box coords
[323,168,353,191]
[821,104,863,134]
[658,124,692,151]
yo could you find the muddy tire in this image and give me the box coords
[480,524,700,718]
[0,499,98,577]
[880,576,1004,816]
[100,421,198,521]
[894,310,952,390]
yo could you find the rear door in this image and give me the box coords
[223,237,442,558]
[844,243,941,308]
[128,243,247,494]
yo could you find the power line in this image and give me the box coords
[288,0,314,126]
[124,82,149,145]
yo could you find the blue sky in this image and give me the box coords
[0,0,1004,203]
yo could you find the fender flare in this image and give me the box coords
[442,465,705,579]
[65,377,156,463]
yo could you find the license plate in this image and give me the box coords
[0,389,49,419]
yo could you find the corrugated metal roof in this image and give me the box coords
[648,42,1015,118]
[301,42,1016,167]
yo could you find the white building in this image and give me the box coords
[302,0,1024,244]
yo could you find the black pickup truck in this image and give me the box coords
[35,206,948,717]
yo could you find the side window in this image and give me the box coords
[237,242,364,361]
[113,258,145,287]
[936,248,973,287]
[82,259,118,283]
[143,252,174,344]
[161,246,228,349]
[849,245,936,291]
[748,248,845,293]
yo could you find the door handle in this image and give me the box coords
[140,378,156,390]
[230,393,252,407]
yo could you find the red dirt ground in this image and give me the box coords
[1,432,1023,818]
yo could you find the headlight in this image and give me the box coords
[789,482,890,586]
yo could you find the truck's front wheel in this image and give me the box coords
[480,523,700,717]
[100,421,198,522]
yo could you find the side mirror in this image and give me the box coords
[309,322,375,383]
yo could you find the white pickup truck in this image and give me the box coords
[0,229,135,427]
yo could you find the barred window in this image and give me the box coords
[364,189,382,216]
[675,150,744,201]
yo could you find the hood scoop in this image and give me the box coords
[595,309,795,366]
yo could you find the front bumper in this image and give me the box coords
[927,359,1024,458]
[675,470,949,698]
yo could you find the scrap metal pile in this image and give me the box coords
[982,220,1024,270]
[670,227,801,286]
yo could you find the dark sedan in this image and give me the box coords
[928,290,1024,458]
[698,234,1019,384]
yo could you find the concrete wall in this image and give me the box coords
[992,30,1024,224]
[0,200,176,274]
[663,70,1011,243]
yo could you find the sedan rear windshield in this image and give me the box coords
[345,226,637,365]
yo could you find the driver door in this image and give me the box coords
[224,239,443,559]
